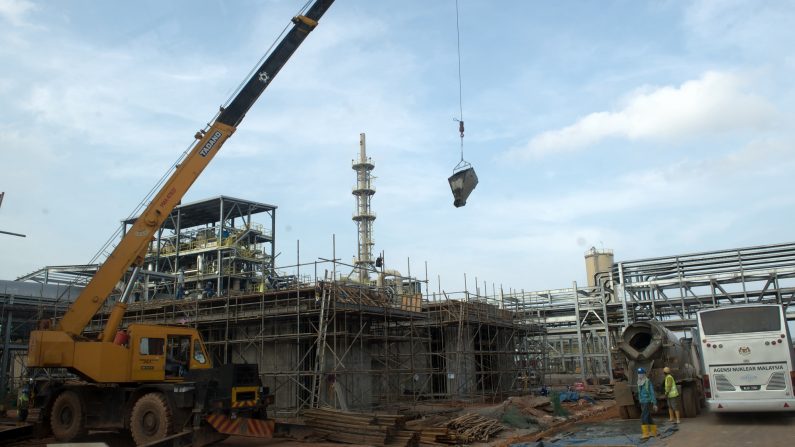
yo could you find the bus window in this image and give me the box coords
[700,306,781,335]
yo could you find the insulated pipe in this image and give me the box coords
[101,267,140,342]
[377,269,404,295]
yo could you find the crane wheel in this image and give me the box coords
[51,390,87,441]
[130,392,174,445]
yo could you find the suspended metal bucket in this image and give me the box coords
[448,166,478,208]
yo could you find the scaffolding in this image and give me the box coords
[12,201,795,411]
[503,283,618,385]
[79,256,546,415]
[0,280,78,404]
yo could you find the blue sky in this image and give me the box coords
[1,0,794,295]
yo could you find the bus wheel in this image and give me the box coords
[51,390,87,441]
[682,385,698,418]
[130,393,174,445]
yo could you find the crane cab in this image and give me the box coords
[128,323,212,382]
[28,323,211,384]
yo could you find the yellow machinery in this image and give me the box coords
[25,1,334,445]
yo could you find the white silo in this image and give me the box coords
[584,247,614,288]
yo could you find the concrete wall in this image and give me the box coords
[444,325,477,398]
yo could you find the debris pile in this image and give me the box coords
[592,385,614,400]
[304,391,614,446]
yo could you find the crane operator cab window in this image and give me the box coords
[166,335,191,378]
[193,339,207,365]
[139,338,164,356]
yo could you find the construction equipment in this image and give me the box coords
[25,1,334,445]
[448,166,478,208]
[614,320,704,419]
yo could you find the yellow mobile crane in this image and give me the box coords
[26,1,334,445]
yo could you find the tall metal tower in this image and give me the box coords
[352,133,376,283]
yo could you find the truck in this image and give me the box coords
[614,320,704,419]
[25,1,334,445]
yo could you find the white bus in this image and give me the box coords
[697,304,795,412]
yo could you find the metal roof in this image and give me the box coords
[123,196,276,230]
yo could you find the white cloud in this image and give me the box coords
[509,71,777,159]
[0,0,37,27]
[493,137,795,225]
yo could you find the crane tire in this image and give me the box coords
[130,392,174,445]
[51,390,87,441]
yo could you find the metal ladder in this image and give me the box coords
[309,285,332,408]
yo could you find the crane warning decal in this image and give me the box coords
[199,131,223,157]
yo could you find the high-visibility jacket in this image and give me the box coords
[17,392,29,408]
[665,374,679,398]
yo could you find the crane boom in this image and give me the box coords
[56,0,335,339]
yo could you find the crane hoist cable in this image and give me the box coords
[453,0,469,173]
[447,0,478,208]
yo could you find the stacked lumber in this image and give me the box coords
[404,419,451,446]
[386,429,420,447]
[304,408,417,446]
[445,413,503,443]
[404,413,503,445]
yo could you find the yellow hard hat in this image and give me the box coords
[663,367,671,374]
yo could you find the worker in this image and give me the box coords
[166,339,189,377]
[176,268,185,300]
[663,366,681,424]
[637,367,657,439]
[16,386,29,423]
[132,280,143,302]
[204,281,215,298]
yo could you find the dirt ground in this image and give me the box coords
[10,401,794,447]
[218,397,618,447]
[2,393,618,447]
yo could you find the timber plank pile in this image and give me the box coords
[404,413,503,445]
[404,419,451,446]
[445,413,503,443]
[305,408,503,446]
[304,408,418,446]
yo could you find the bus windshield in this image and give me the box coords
[700,306,781,336]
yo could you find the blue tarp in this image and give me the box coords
[511,420,679,447]
[558,391,596,404]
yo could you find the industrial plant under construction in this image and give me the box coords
[2,129,794,445]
